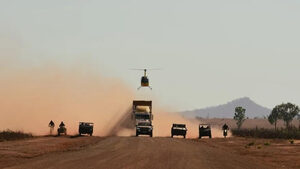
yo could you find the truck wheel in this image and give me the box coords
[79,133,81,136]
[171,135,173,138]
[209,135,212,139]
[90,133,93,136]
[184,135,186,139]
[136,132,139,137]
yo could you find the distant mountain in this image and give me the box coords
[181,97,271,119]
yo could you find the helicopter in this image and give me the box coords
[131,68,159,90]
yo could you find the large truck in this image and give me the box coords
[132,100,153,137]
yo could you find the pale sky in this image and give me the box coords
[1,0,300,111]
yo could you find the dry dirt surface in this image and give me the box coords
[0,136,299,169]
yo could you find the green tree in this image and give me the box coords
[234,107,246,130]
[297,114,300,130]
[275,103,299,129]
[268,106,281,131]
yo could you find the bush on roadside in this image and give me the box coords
[231,128,300,139]
[0,130,33,141]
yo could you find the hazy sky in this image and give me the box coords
[1,0,300,111]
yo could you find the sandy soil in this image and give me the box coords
[0,136,299,169]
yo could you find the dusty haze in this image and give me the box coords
[0,57,225,137]
[0,61,135,136]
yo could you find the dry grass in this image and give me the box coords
[0,130,33,141]
[196,117,299,129]
[231,128,300,139]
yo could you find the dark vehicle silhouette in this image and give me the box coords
[171,124,187,138]
[57,126,67,136]
[79,122,94,136]
[223,129,228,138]
[199,124,212,139]
[136,121,153,137]
[222,123,229,138]
[57,121,67,136]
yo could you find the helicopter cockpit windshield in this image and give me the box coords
[141,76,149,84]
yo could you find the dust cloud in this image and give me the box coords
[0,62,135,136]
[0,64,226,137]
[0,56,226,137]
[153,110,226,138]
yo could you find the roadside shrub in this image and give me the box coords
[248,142,255,146]
[0,130,33,141]
[231,128,300,139]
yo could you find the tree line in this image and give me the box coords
[233,103,300,130]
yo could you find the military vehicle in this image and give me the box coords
[79,122,94,136]
[57,126,67,136]
[136,121,153,137]
[132,100,153,125]
[199,124,212,139]
[171,124,187,138]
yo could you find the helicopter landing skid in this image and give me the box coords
[137,86,152,90]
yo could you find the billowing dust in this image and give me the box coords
[108,105,226,138]
[0,58,225,138]
[153,111,227,138]
[0,63,134,136]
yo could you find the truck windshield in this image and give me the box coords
[174,124,186,128]
[135,114,150,120]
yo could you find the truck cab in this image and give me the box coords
[136,121,153,137]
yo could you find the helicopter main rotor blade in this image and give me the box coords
[129,68,162,71]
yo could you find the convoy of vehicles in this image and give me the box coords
[79,122,94,136]
[199,124,212,139]
[52,100,222,139]
[171,124,187,138]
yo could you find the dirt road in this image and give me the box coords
[1,136,299,169]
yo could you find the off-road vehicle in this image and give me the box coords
[57,126,67,136]
[79,122,94,136]
[171,124,187,138]
[199,124,212,139]
[136,121,153,137]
